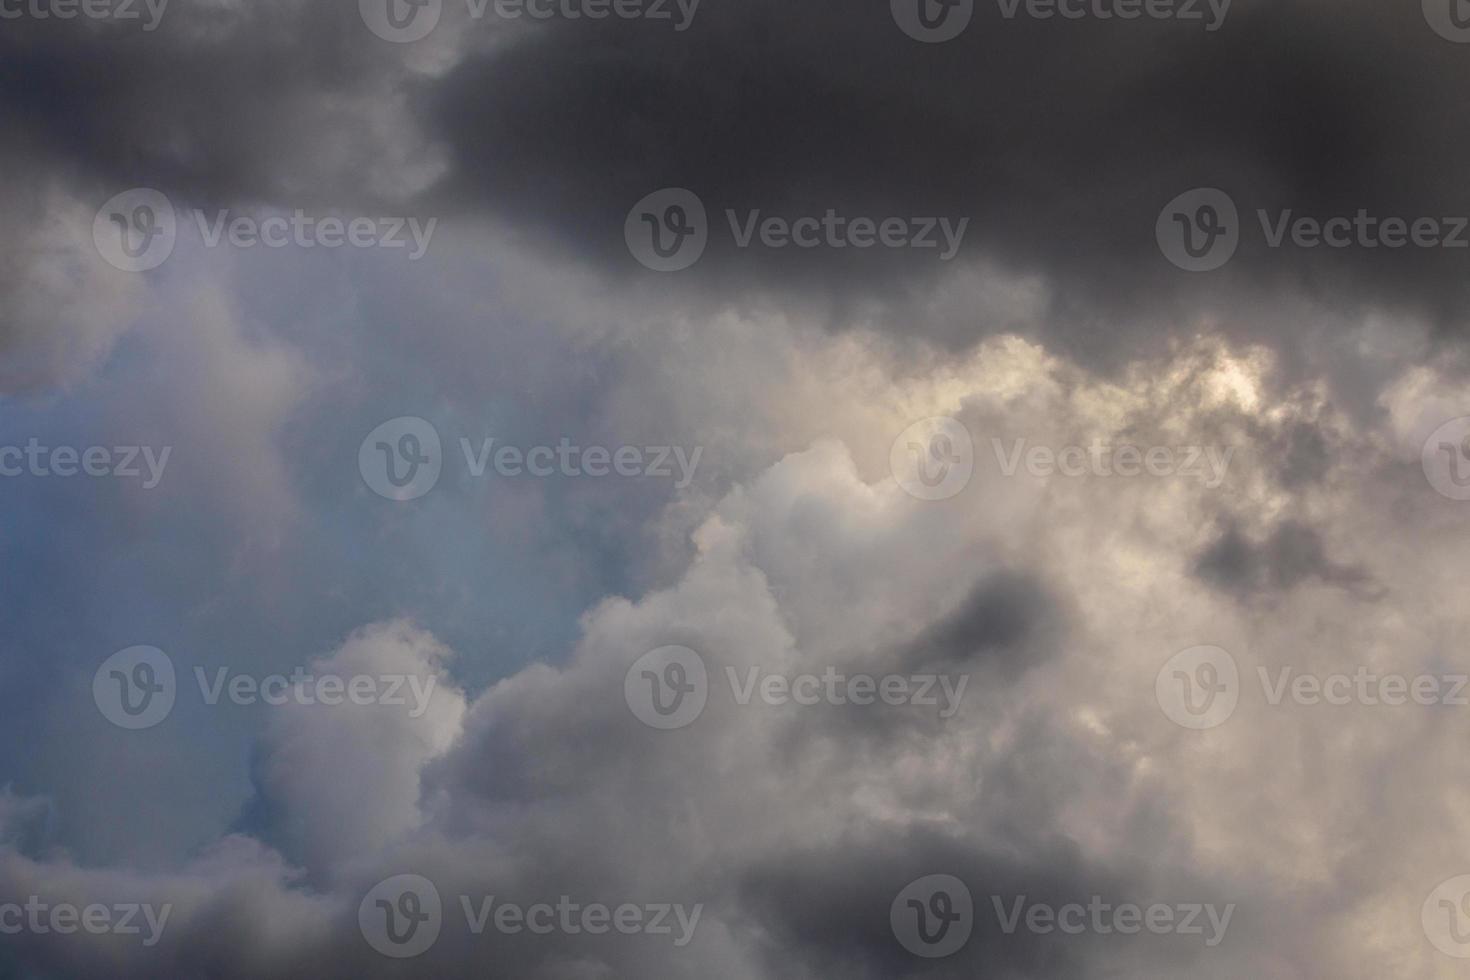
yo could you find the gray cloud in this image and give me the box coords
[1194,517,1377,600]
[4,0,1470,390]
[2,4,1469,978]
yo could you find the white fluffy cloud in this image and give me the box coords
[5,329,1467,976]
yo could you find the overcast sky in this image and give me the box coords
[3,0,1470,976]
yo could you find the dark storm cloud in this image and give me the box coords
[5,0,1470,370]
[737,834,1094,980]
[1273,420,1334,488]
[422,0,1470,359]
[1193,517,1377,600]
[0,2,405,207]
[736,826,1241,980]
[0,1,445,387]
[900,570,1062,679]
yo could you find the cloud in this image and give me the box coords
[418,0,1470,364]
[2,331,1464,976]
[0,176,149,394]
[246,621,467,883]
[7,1,1470,399]
[3,9,1470,972]
[1193,517,1377,600]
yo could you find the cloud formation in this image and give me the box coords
[4,2,1470,977]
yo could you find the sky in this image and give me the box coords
[3,0,1470,976]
